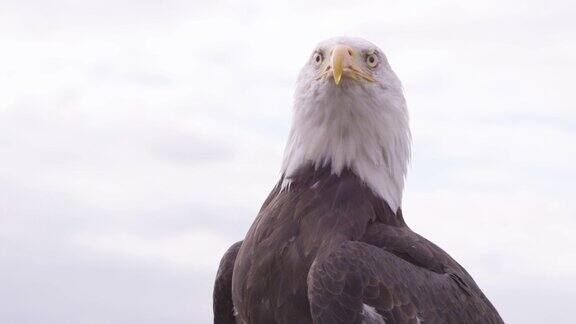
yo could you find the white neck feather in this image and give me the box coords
[281,65,410,213]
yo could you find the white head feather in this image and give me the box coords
[281,37,411,213]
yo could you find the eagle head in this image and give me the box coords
[281,37,411,213]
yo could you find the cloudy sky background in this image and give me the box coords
[1,0,575,323]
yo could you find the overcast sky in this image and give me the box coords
[0,0,575,323]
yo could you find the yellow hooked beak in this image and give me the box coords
[321,44,375,85]
[331,44,352,85]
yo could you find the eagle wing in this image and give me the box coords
[213,241,242,324]
[307,225,503,324]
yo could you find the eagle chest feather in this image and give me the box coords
[231,167,397,323]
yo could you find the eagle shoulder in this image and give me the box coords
[308,227,504,324]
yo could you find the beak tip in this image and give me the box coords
[333,71,342,85]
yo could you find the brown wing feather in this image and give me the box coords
[213,241,242,324]
[308,239,504,324]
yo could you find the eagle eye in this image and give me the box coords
[313,52,323,66]
[366,53,378,68]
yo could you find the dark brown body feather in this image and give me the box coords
[213,164,503,324]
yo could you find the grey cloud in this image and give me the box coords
[0,245,213,324]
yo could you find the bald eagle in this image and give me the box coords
[213,37,504,324]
